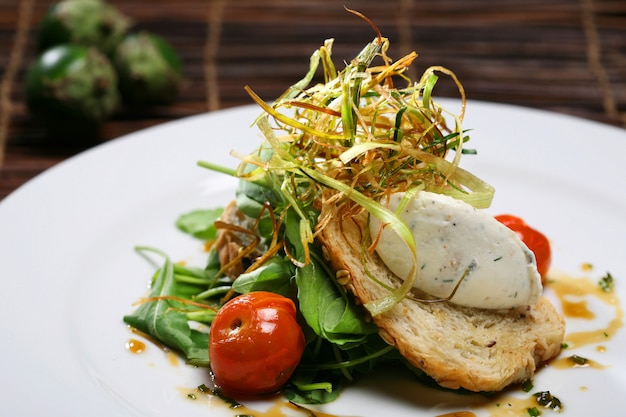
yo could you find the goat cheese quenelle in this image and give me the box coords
[369,191,542,309]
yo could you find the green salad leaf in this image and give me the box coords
[231,256,296,297]
[175,208,223,240]
[123,247,212,366]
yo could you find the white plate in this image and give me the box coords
[2,100,626,417]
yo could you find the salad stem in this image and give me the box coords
[197,160,236,177]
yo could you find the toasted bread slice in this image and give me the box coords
[318,209,565,392]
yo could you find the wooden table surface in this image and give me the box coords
[1,0,625,201]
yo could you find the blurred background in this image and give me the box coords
[0,0,625,200]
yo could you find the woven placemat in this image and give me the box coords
[0,0,624,199]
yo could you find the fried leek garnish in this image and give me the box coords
[204,33,494,316]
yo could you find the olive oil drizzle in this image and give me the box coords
[150,271,624,417]
[549,272,624,348]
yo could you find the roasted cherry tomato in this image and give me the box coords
[209,291,306,396]
[495,214,551,282]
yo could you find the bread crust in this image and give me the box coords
[318,210,565,392]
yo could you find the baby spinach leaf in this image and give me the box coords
[281,208,376,346]
[235,180,277,238]
[176,208,223,240]
[296,257,377,347]
[231,256,296,297]
[123,247,210,366]
[284,371,343,404]
[171,262,221,299]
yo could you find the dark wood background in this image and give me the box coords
[1,0,625,201]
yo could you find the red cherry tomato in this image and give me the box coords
[209,291,306,396]
[495,214,552,282]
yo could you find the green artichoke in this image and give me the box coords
[113,31,183,105]
[25,44,120,133]
[38,0,131,56]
